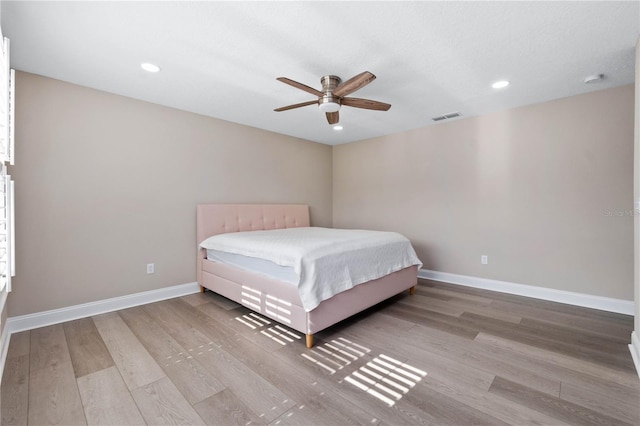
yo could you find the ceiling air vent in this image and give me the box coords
[432,112,461,122]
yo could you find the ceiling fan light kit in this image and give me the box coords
[275,71,391,125]
[318,96,341,113]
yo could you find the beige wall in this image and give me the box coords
[8,72,332,317]
[634,36,639,332]
[334,85,634,300]
[6,71,635,318]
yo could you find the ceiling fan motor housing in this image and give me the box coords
[318,75,341,112]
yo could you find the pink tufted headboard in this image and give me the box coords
[196,204,310,245]
[196,204,310,286]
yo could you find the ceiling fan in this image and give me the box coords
[274,71,391,125]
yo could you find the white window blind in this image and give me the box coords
[0,32,15,293]
[9,68,15,165]
[0,37,8,164]
[0,167,12,292]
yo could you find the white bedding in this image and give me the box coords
[200,227,422,312]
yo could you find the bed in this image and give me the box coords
[196,203,420,348]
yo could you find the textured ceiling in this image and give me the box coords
[2,1,638,145]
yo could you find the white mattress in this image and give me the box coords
[200,227,423,312]
[205,249,298,284]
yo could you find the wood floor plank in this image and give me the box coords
[132,376,205,425]
[461,312,636,372]
[473,332,640,405]
[414,286,524,323]
[484,298,633,335]
[475,333,640,394]
[345,324,569,424]
[63,317,115,378]
[186,300,385,425]
[393,301,634,373]
[559,381,640,425]
[196,302,294,353]
[143,300,296,422]
[294,324,570,426]
[517,316,631,349]
[424,280,632,324]
[420,370,575,426]
[76,365,145,425]
[361,320,563,397]
[395,293,467,317]
[384,303,479,339]
[270,398,382,426]
[28,325,87,426]
[1,330,30,426]
[1,353,29,425]
[526,314,633,343]
[194,389,264,425]
[330,325,497,394]
[5,330,30,358]
[415,284,495,305]
[400,382,510,426]
[92,311,166,391]
[167,299,299,414]
[271,338,443,425]
[180,292,213,307]
[349,307,561,398]
[118,305,225,405]
[201,290,243,311]
[29,324,73,372]
[311,311,498,395]
[182,298,393,425]
[353,310,417,334]
[489,376,633,426]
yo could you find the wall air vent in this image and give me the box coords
[432,112,461,122]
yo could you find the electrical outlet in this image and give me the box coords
[481,255,488,265]
[146,263,155,274]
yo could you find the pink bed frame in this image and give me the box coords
[196,204,418,348]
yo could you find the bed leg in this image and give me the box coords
[410,286,415,295]
[199,285,205,293]
[306,334,313,348]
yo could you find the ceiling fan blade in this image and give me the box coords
[342,97,391,111]
[332,71,376,97]
[276,77,324,97]
[274,100,318,112]
[326,111,339,125]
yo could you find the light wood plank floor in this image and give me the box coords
[2,279,639,425]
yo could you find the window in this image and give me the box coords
[0,34,15,292]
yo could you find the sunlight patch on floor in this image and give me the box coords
[234,311,301,346]
[300,337,371,375]
[164,341,217,366]
[343,354,427,407]
[261,324,302,345]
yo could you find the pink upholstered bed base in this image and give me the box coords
[196,204,417,347]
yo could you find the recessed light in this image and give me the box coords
[584,74,604,84]
[492,80,510,89]
[333,125,343,131]
[141,62,161,73]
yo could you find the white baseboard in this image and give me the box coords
[630,331,640,379]
[0,323,10,385]
[0,288,9,385]
[7,282,200,334]
[418,269,634,315]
